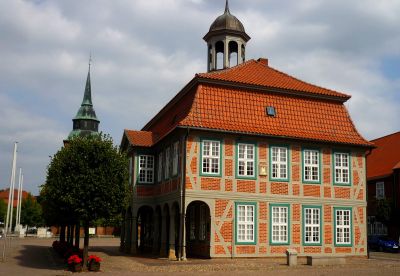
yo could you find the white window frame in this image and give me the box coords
[303,149,320,182]
[237,143,255,177]
[304,207,321,244]
[236,204,255,243]
[201,140,220,175]
[157,152,163,182]
[335,208,351,246]
[271,146,288,180]
[138,155,154,184]
[164,147,171,180]
[376,181,385,199]
[334,152,350,185]
[271,205,289,244]
[172,141,179,176]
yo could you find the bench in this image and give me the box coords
[306,255,346,266]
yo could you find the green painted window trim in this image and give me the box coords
[332,150,352,186]
[136,154,155,185]
[128,156,133,185]
[199,138,223,177]
[171,141,180,178]
[302,205,323,246]
[235,202,257,245]
[269,144,290,182]
[333,207,353,247]
[164,146,171,181]
[235,141,258,180]
[157,151,163,183]
[269,203,291,245]
[302,147,322,184]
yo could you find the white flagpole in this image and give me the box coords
[2,142,17,262]
[8,156,17,233]
[5,142,17,233]
[18,174,24,228]
[16,168,22,229]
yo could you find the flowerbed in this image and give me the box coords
[52,241,102,272]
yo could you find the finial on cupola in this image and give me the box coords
[225,0,230,13]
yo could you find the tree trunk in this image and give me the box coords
[74,221,80,248]
[69,224,75,246]
[66,225,71,245]
[83,222,89,271]
[60,225,66,242]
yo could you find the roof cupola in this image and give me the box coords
[203,0,250,72]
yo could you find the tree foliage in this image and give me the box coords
[20,193,44,227]
[43,134,128,223]
[42,134,128,266]
[0,198,6,222]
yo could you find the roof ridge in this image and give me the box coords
[370,131,400,142]
[198,59,256,76]
[340,104,373,146]
[263,62,350,98]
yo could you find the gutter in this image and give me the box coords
[365,148,373,259]
[178,128,189,260]
[177,126,374,149]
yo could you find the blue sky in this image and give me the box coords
[0,0,399,195]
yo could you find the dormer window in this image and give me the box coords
[266,106,276,117]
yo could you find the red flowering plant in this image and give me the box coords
[67,254,82,265]
[87,255,102,264]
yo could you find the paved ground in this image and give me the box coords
[0,237,399,275]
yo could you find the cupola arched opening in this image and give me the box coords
[215,40,225,70]
[228,40,239,67]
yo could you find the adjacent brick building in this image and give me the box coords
[366,132,400,239]
[0,189,29,208]
[120,2,372,259]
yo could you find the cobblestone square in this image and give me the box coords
[1,238,399,275]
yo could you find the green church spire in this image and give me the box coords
[67,59,100,140]
[81,68,93,106]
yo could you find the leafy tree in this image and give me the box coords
[20,193,44,228]
[43,134,128,267]
[0,198,6,222]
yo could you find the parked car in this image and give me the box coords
[368,235,399,252]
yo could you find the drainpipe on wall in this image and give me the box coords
[365,148,373,259]
[178,128,189,260]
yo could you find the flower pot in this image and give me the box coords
[69,263,83,272]
[88,261,101,271]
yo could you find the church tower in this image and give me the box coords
[67,62,100,140]
[203,0,250,72]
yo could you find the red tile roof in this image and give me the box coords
[124,130,154,147]
[124,58,371,148]
[197,59,351,100]
[179,84,370,146]
[367,132,400,179]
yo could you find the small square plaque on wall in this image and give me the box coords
[259,165,267,176]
